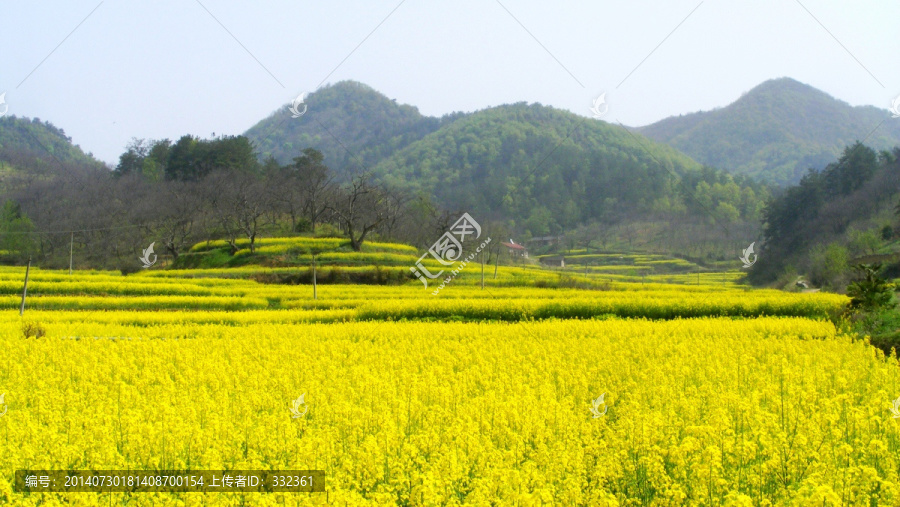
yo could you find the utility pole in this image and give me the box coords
[481,250,485,290]
[69,232,74,275]
[312,253,317,300]
[493,249,499,279]
[20,258,31,316]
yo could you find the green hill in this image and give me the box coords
[373,102,749,233]
[0,115,104,173]
[244,81,769,245]
[638,78,900,185]
[244,81,444,173]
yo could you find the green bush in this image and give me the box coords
[843,263,900,356]
[847,228,880,257]
[809,243,849,290]
[847,263,895,311]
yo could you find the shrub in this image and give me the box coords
[809,243,849,289]
[848,228,881,257]
[22,321,45,339]
[847,263,895,312]
[294,218,312,233]
[119,265,142,276]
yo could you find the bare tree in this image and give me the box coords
[482,220,512,276]
[267,169,305,233]
[299,157,334,232]
[206,170,272,254]
[377,187,411,239]
[151,180,203,260]
[566,222,601,253]
[328,173,388,251]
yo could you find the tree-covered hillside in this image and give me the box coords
[373,102,767,236]
[244,81,445,173]
[750,143,900,287]
[0,115,105,173]
[639,78,900,185]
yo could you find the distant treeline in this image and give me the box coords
[0,110,775,270]
[0,130,449,269]
[751,143,900,288]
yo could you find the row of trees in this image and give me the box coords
[0,136,450,269]
[115,135,259,181]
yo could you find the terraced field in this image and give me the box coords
[3,238,899,506]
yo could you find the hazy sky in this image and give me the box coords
[1,0,898,164]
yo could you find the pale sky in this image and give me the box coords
[1,0,897,164]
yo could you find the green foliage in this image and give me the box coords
[116,135,259,181]
[244,81,441,172]
[294,218,312,233]
[841,263,900,357]
[846,263,895,311]
[243,81,765,243]
[115,138,170,180]
[169,249,234,270]
[0,116,104,170]
[165,135,259,181]
[178,236,417,270]
[0,200,36,259]
[752,142,898,284]
[640,78,900,185]
[251,266,411,286]
[714,202,740,223]
[289,148,327,175]
[808,243,848,289]
[524,206,553,236]
[371,103,766,232]
[847,228,880,257]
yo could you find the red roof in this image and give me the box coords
[501,241,526,250]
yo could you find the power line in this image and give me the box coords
[0,220,161,236]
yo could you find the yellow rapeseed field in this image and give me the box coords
[2,314,900,505]
[0,267,848,321]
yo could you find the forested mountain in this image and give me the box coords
[639,78,900,185]
[0,81,774,268]
[244,82,768,240]
[373,102,765,235]
[244,81,445,173]
[0,115,105,173]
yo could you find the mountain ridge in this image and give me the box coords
[637,77,900,184]
[244,81,445,173]
[243,81,771,238]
